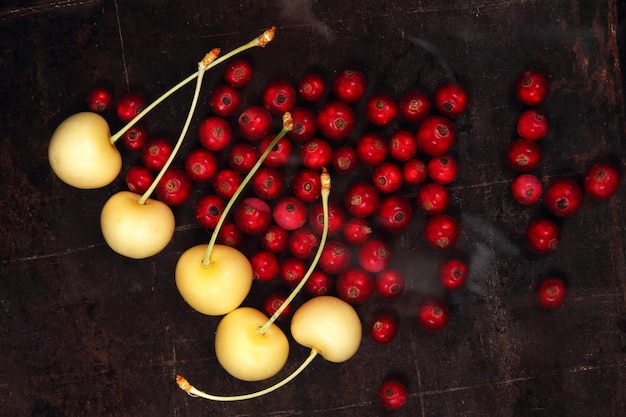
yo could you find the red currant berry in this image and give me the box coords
[251,250,280,282]
[398,90,431,123]
[223,58,253,88]
[378,380,408,411]
[342,217,372,245]
[424,214,460,250]
[260,224,289,254]
[369,313,399,344]
[517,109,548,141]
[228,142,258,174]
[198,116,232,151]
[514,70,550,106]
[356,132,388,166]
[298,72,327,102]
[185,148,218,183]
[125,165,154,194]
[317,101,356,141]
[345,181,380,218]
[300,138,333,170]
[208,84,241,117]
[584,162,621,199]
[511,173,543,205]
[280,257,307,287]
[116,91,146,123]
[336,268,375,305]
[262,79,297,115]
[376,195,413,233]
[376,269,406,298]
[288,227,319,260]
[416,115,457,156]
[309,201,345,236]
[288,107,317,142]
[434,83,469,118]
[372,162,403,194]
[141,137,173,171]
[388,130,418,162]
[427,155,458,185]
[212,168,242,200]
[87,86,114,113]
[292,169,322,203]
[506,138,542,171]
[358,239,391,273]
[332,146,359,174]
[305,270,333,297]
[544,178,584,217]
[251,166,284,200]
[332,69,367,103]
[194,194,225,229]
[120,125,148,151]
[319,240,351,275]
[365,94,398,127]
[417,182,450,214]
[438,258,468,290]
[526,218,560,253]
[402,158,428,186]
[258,135,292,169]
[217,223,243,248]
[536,277,567,309]
[155,168,192,206]
[417,299,449,332]
[238,105,273,141]
[234,197,272,235]
[273,196,308,231]
[262,292,291,319]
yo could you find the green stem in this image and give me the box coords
[177,349,318,401]
[201,116,292,268]
[109,27,276,144]
[257,170,331,335]
[137,58,208,205]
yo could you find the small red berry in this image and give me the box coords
[251,167,284,200]
[356,132,388,166]
[371,162,404,194]
[388,130,418,162]
[416,115,457,156]
[251,250,280,282]
[262,79,297,115]
[544,178,584,218]
[369,313,399,344]
[234,197,272,235]
[417,299,449,332]
[258,135,292,169]
[208,84,241,117]
[273,196,308,231]
[427,155,458,185]
[280,257,307,287]
[438,258,468,290]
[417,182,450,214]
[332,69,367,103]
[217,223,243,248]
[317,101,356,141]
[526,218,560,253]
[305,270,333,297]
[300,138,333,170]
[378,380,408,411]
[342,217,372,245]
[116,92,146,123]
[398,90,431,123]
[402,158,428,186]
[514,70,550,106]
[125,165,154,194]
[288,227,319,260]
[506,138,542,172]
[194,194,225,229]
[511,173,543,205]
[262,292,291,319]
[198,116,232,151]
[309,201,345,236]
[238,106,273,141]
[87,87,113,113]
[336,268,375,305]
[376,195,413,233]
[365,94,398,126]
[345,181,380,218]
[212,168,242,200]
[223,58,253,88]
[228,142,258,174]
[141,137,173,172]
[260,225,289,254]
[358,239,391,273]
[434,83,469,118]
[288,107,317,142]
[376,269,406,298]
[536,277,567,309]
[583,162,621,199]
[319,240,351,275]
[155,168,192,206]
[332,146,359,174]
[424,214,460,250]
[292,169,322,203]
[517,109,549,141]
[298,72,326,102]
[120,125,148,151]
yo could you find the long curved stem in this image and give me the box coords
[176,349,318,401]
[137,52,215,205]
[109,26,276,144]
[257,169,331,335]
[201,112,293,268]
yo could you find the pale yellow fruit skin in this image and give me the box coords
[175,244,253,316]
[291,296,362,363]
[215,307,289,381]
[100,191,175,259]
[48,112,122,189]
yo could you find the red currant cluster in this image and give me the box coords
[507,70,621,309]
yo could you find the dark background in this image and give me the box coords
[1,1,625,416]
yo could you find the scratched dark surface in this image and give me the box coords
[1,1,625,416]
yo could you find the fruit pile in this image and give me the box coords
[47,27,621,411]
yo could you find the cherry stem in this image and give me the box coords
[202,113,293,268]
[257,169,331,335]
[176,348,318,401]
[136,52,216,205]
[109,26,276,144]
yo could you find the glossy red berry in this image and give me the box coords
[288,227,319,260]
[416,182,450,214]
[125,165,154,195]
[300,138,333,170]
[317,101,356,141]
[288,107,317,142]
[228,142,258,174]
[544,179,584,217]
[262,79,297,115]
[372,162,403,194]
[251,166,284,200]
[305,270,333,297]
[402,158,428,186]
[251,250,280,282]
[514,70,550,106]
[272,196,308,231]
[583,162,621,199]
[342,217,372,245]
[526,218,560,253]
[120,125,148,151]
[376,269,406,298]
[511,173,543,205]
[358,239,391,273]
[424,214,460,250]
[298,72,327,102]
[344,181,380,218]
[87,87,113,113]
[332,146,359,174]
[238,105,273,141]
[388,130,418,162]
[194,194,225,229]
[260,225,289,254]
[417,299,449,332]
[292,169,322,203]
[262,292,291,319]
[116,92,146,123]
[356,132,388,166]
[399,90,431,123]
[416,115,457,156]
[376,195,413,233]
[434,83,469,118]
[141,137,173,171]
[208,84,241,117]
[198,116,232,151]
[438,258,468,290]
[217,223,243,248]
[378,380,408,411]
[223,58,253,88]
[319,240,351,275]
[309,201,345,236]
[155,168,192,206]
[279,257,307,287]
[517,109,548,141]
[536,277,567,309]
[332,69,367,103]
[365,94,398,126]
[212,168,242,200]
[427,155,458,185]
[506,138,542,172]
[258,135,292,169]
[369,313,399,344]
[336,268,375,305]
[234,197,272,235]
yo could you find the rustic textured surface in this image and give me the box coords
[1,1,625,416]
